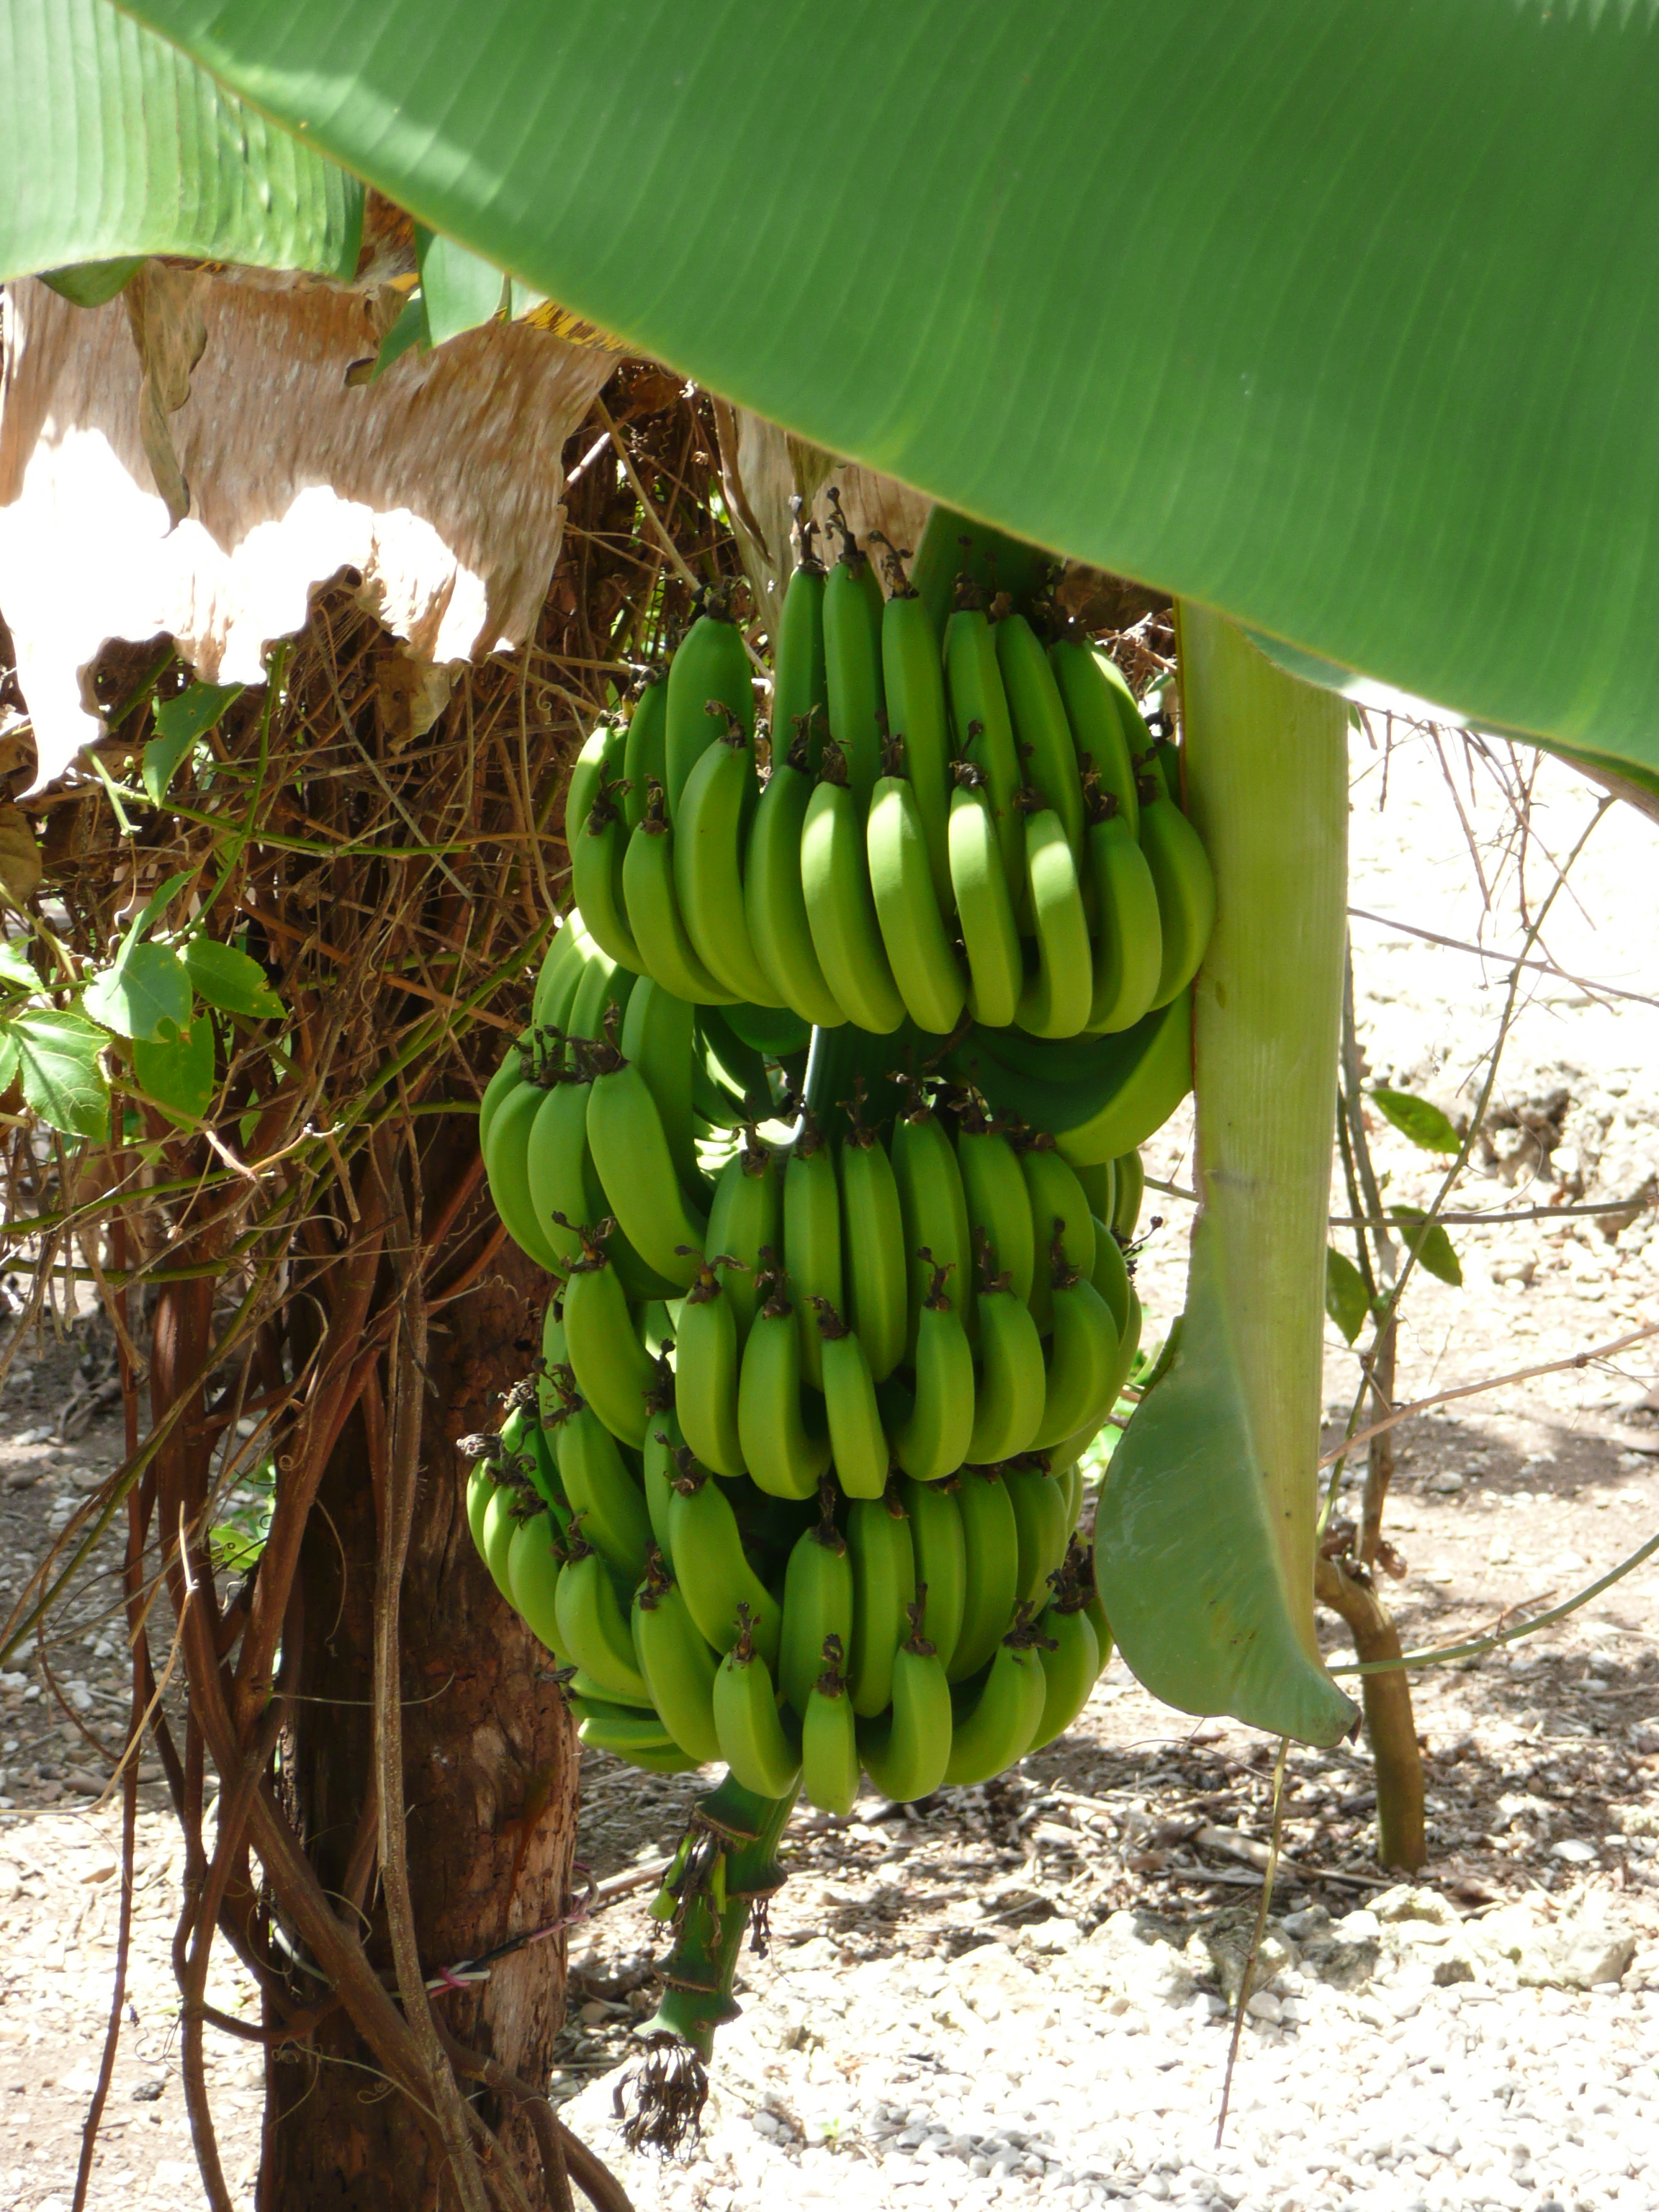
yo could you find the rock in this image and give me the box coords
[945,1941,1045,2021]
[1548,1838,1598,1865]
[1020,1916,1079,1955]
[1426,1470,1467,1494]
[1473,1898,1637,1990]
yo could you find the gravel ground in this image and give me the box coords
[1,725,1655,2209]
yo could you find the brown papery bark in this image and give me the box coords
[259,1133,577,2212]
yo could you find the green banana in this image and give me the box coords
[642,1389,683,1560]
[956,994,1193,1169]
[698,1008,771,1120]
[859,1596,953,1804]
[879,574,953,910]
[1058,1456,1084,1539]
[482,1075,562,1271]
[705,1130,781,1348]
[1029,1550,1103,1752]
[845,1480,917,1718]
[665,601,754,816]
[1112,1150,1146,1241]
[943,1609,1051,1786]
[552,1397,652,1584]
[571,783,643,974]
[565,940,635,1043]
[586,1056,707,1292]
[837,1096,907,1385]
[945,606,1023,912]
[568,1668,656,1712]
[902,1475,966,1674]
[632,1551,721,1763]
[573,1699,696,1768]
[800,1635,860,1816]
[1048,636,1140,835]
[1082,1545,1115,1676]
[1076,1158,1116,1226]
[530,915,585,1033]
[478,1043,526,1156]
[673,716,782,1006]
[811,1298,889,1501]
[771,519,829,773]
[554,1521,651,1702]
[965,1254,1046,1463]
[1136,755,1217,1007]
[891,1087,973,1354]
[1017,804,1093,1040]
[711,1605,802,1798]
[621,669,669,830]
[948,1466,1019,1682]
[507,1511,567,1660]
[1003,1460,1072,1611]
[867,762,966,1035]
[1020,1136,1097,1333]
[822,508,886,809]
[565,719,628,849]
[619,975,702,1192]
[889,1254,975,1483]
[782,1112,842,1390]
[562,1232,655,1446]
[743,729,847,1028]
[737,1264,831,1501]
[1030,1256,1121,1452]
[779,1481,854,1717]
[465,1454,495,1557]
[996,613,1085,866]
[674,1257,747,1478]
[954,1096,1035,1307]
[524,1074,600,1274]
[663,1448,782,1665]
[801,751,905,1034]
[1088,1214,1133,1337]
[1084,801,1163,1034]
[947,773,1024,1030]
[480,1480,531,1599]
[622,783,739,1004]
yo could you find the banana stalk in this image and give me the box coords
[639,1773,799,2062]
[1094,606,1357,1745]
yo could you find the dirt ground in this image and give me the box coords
[0,725,1655,2208]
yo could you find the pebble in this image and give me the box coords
[561,1881,1658,2212]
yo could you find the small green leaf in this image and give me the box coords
[145,683,240,805]
[1324,1248,1371,1345]
[134,1021,216,1125]
[39,258,145,307]
[12,1009,109,1138]
[0,940,38,991]
[1370,1087,1462,1155]
[415,225,506,346]
[83,941,192,1042]
[181,937,284,1020]
[1390,1205,1464,1288]
[349,290,430,386]
[0,1028,19,1092]
[127,868,195,943]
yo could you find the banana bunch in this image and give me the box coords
[464,1370,1118,1806]
[661,1074,1146,1508]
[565,516,1216,1045]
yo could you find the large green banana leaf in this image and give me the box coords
[1,0,360,296]
[111,0,1659,774]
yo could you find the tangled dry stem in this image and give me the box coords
[0,364,753,2211]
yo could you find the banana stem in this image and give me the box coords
[641,1775,799,2062]
[1178,603,1353,1706]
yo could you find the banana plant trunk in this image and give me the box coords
[261,1133,577,2212]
